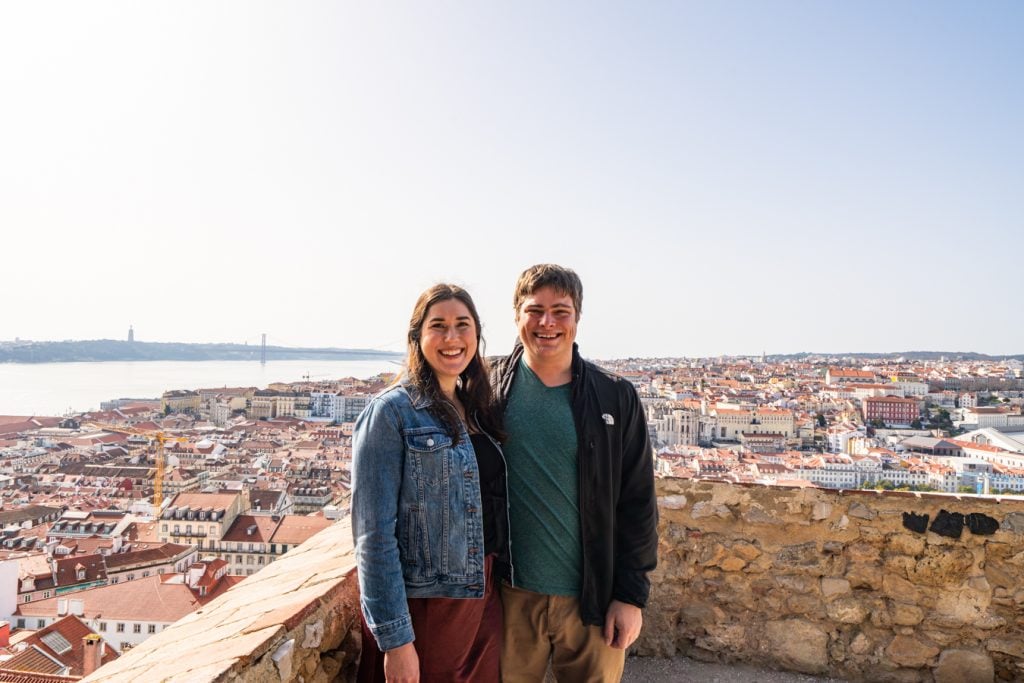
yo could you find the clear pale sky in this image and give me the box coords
[2,2,1021,358]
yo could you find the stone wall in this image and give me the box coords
[82,479,1024,682]
[641,479,1024,682]
[82,519,360,683]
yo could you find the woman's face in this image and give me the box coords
[419,298,478,386]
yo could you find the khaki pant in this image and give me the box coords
[500,583,625,683]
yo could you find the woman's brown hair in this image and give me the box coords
[406,283,503,444]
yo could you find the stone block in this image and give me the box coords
[812,502,833,521]
[983,562,1015,589]
[849,501,877,520]
[846,563,883,590]
[743,505,783,525]
[847,542,882,564]
[885,634,940,668]
[720,556,747,572]
[691,501,733,519]
[732,541,761,561]
[826,597,868,624]
[775,573,818,593]
[820,577,851,600]
[891,602,924,626]
[850,632,874,655]
[934,649,994,683]
[763,619,829,674]
[887,533,926,557]
[911,547,974,587]
[1000,512,1024,534]
[986,638,1024,658]
[658,495,687,509]
[882,573,921,604]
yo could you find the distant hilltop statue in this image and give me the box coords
[128,325,135,343]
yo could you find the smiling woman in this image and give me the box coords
[351,283,509,683]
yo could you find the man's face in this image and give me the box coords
[515,286,578,365]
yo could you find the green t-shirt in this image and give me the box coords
[505,358,582,596]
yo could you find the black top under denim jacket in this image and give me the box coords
[490,341,659,627]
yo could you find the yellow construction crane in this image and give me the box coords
[84,422,187,512]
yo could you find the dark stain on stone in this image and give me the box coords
[966,512,999,536]
[929,509,964,539]
[902,511,929,534]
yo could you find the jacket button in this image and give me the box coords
[426,438,435,447]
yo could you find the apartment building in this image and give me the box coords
[863,396,921,426]
[157,491,249,556]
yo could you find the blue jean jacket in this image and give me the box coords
[351,382,491,652]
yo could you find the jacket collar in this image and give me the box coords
[401,379,434,410]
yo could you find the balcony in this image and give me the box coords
[84,479,1024,682]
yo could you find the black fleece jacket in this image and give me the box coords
[491,342,658,626]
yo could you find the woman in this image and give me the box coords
[352,284,509,683]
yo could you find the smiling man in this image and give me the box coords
[492,264,658,682]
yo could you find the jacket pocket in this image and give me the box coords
[404,430,452,488]
[399,504,432,577]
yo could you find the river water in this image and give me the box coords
[0,359,401,416]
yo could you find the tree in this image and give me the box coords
[816,413,827,428]
[910,418,923,430]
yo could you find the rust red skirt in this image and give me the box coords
[358,554,502,683]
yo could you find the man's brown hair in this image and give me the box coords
[513,264,583,320]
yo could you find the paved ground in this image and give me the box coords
[623,656,848,682]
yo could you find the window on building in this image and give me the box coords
[148,624,157,633]
[117,623,125,632]
[43,591,51,598]
[37,619,45,628]
[134,624,142,633]
[23,595,31,603]
[99,622,107,632]
[162,524,168,532]
[16,619,25,629]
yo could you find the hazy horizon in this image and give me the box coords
[2,336,1021,361]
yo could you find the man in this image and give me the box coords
[492,264,658,682]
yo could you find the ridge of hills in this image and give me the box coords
[0,339,402,363]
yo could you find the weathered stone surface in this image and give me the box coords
[849,501,877,520]
[691,501,733,519]
[775,574,817,593]
[763,619,829,674]
[720,556,747,572]
[846,563,884,590]
[743,505,783,525]
[887,533,926,557]
[1000,512,1024,533]
[826,597,868,624]
[820,577,851,600]
[882,573,921,604]
[812,502,833,521]
[891,603,924,626]
[850,632,874,656]
[886,635,940,668]
[732,541,761,561]
[659,495,688,509]
[933,649,994,683]
[911,547,975,586]
[986,638,1024,658]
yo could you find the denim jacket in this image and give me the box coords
[351,381,503,652]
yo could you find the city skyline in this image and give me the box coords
[2,2,1021,358]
